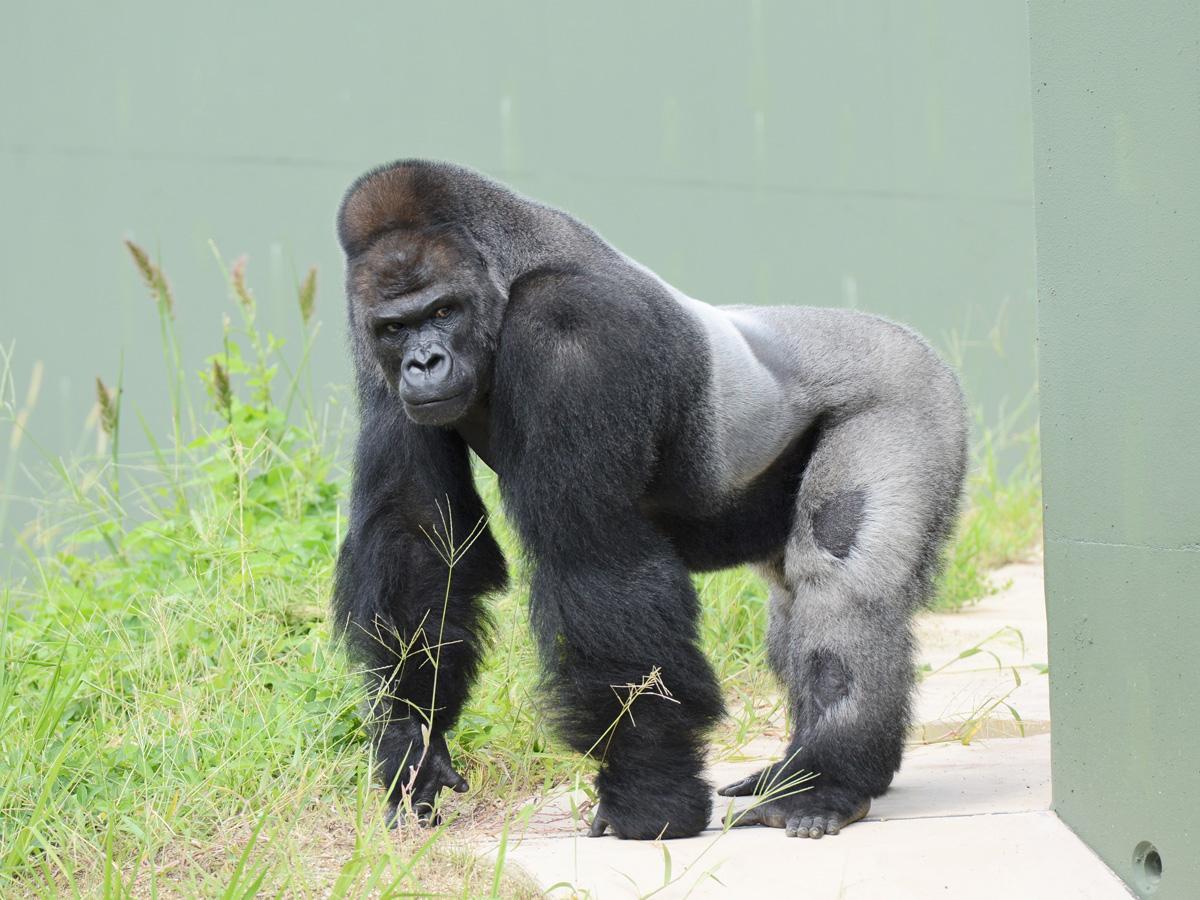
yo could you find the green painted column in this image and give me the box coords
[1030,3,1200,896]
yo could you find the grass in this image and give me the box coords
[934,423,1042,610]
[0,247,1041,897]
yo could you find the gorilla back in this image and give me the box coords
[333,159,968,840]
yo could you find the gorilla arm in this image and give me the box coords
[489,269,725,839]
[333,379,507,824]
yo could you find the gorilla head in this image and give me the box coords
[338,166,509,426]
[346,226,504,425]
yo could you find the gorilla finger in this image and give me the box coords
[589,815,609,838]
[807,816,826,839]
[386,802,432,830]
[445,769,469,793]
[435,757,469,793]
[415,802,441,827]
[785,816,802,838]
[825,816,843,836]
[716,780,745,798]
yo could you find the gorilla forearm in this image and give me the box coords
[524,522,724,838]
[333,522,496,725]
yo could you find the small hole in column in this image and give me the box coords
[1132,841,1162,894]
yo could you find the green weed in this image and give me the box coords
[933,422,1042,611]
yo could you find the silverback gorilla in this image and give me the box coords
[333,160,968,840]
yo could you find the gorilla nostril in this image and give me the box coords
[404,345,450,380]
[402,348,450,387]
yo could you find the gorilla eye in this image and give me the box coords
[380,322,405,336]
[434,306,452,319]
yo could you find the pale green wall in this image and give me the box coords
[1031,2,1200,896]
[1,2,1035,549]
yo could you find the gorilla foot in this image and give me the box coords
[728,786,870,838]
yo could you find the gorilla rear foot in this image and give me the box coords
[588,768,712,840]
[729,784,871,838]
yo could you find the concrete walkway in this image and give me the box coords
[490,562,1133,898]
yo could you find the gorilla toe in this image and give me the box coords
[728,787,870,838]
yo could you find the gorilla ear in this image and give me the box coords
[337,160,460,256]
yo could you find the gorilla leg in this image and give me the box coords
[722,408,964,837]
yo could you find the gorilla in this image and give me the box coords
[332,160,967,841]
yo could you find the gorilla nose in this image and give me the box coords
[402,344,451,389]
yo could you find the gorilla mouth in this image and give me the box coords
[407,392,466,408]
[402,391,471,424]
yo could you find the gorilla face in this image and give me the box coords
[350,228,504,426]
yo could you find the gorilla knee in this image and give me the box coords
[808,650,852,713]
[812,490,866,559]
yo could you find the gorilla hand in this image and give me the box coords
[383,722,468,828]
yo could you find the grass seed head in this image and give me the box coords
[95,376,118,437]
[209,359,233,416]
[123,238,175,318]
[231,255,255,312]
[299,266,317,325]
